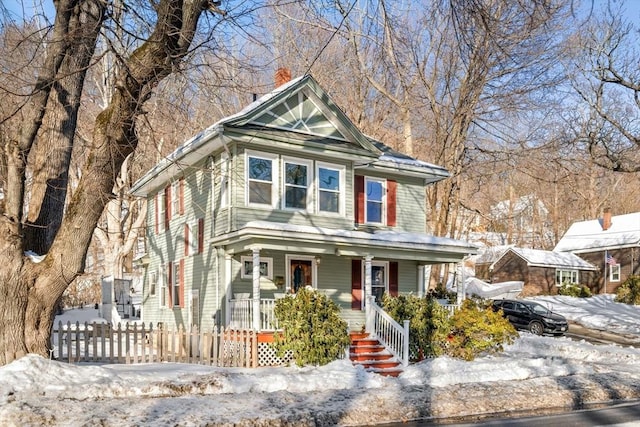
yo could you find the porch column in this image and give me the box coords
[224,254,232,326]
[417,265,425,298]
[364,255,373,328]
[251,246,261,330]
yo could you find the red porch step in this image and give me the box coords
[349,333,403,377]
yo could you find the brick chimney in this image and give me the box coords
[275,67,291,88]
[602,208,612,231]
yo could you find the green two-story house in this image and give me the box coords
[130,74,476,333]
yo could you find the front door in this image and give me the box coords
[370,262,388,303]
[287,256,315,293]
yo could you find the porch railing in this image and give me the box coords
[365,295,409,367]
[229,298,279,330]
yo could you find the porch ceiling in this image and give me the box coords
[210,221,477,263]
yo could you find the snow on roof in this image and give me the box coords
[508,247,597,270]
[132,74,450,195]
[234,221,477,252]
[475,245,514,264]
[554,212,640,253]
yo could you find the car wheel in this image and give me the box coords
[529,321,544,335]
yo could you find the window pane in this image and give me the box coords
[286,163,307,186]
[367,201,382,223]
[319,168,339,191]
[249,158,272,181]
[367,181,383,202]
[285,187,307,209]
[249,182,272,204]
[319,191,339,213]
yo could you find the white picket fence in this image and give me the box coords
[51,321,257,367]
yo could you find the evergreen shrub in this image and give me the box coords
[382,293,450,360]
[558,283,592,298]
[272,288,350,366]
[383,295,518,361]
[615,275,640,305]
[444,299,518,361]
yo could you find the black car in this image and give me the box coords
[492,299,568,336]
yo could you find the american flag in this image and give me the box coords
[606,254,617,265]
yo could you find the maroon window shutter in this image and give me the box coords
[184,224,189,256]
[355,175,365,224]
[167,262,173,307]
[351,259,362,310]
[387,179,397,227]
[164,185,171,228]
[179,259,185,308]
[389,261,399,296]
[197,218,204,254]
[154,194,159,234]
[179,178,185,215]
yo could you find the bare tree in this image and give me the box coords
[566,3,640,173]
[0,0,227,365]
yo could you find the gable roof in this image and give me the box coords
[553,212,640,253]
[502,247,597,270]
[131,74,449,196]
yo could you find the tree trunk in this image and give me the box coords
[0,0,211,365]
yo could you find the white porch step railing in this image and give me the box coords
[229,298,279,330]
[365,296,409,367]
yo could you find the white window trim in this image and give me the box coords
[172,262,181,308]
[220,152,230,209]
[285,254,319,290]
[245,150,279,209]
[364,260,389,291]
[149,270,157,296]
[171,180,180,219]
[316,162,345,216]
[364,177,386,225]
[555,269,579,286]
[282,156,313,213]
[159,264,167,308]
[609,264,621,282]
[240,256,273,280]
[157,191,166,232]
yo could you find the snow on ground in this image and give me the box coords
[1,295,640,426]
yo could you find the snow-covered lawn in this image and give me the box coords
[1,294,640,426]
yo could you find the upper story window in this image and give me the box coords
[355,175,396,227]
[155,191,166,233]
[171,180,180,218]
[365,177,385,224]
[317,164,343,214]
[247,152,277,207]
[220,152,229,208]
[284,158,312,210]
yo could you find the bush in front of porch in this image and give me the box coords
[272,288,350,366]
[383,294,518,361]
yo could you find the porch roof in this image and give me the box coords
[209,221,477,263]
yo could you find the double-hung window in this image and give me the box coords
[171,180,180,218]
[160,264,167,307]
[149,270,157,296]
[172,262,181,308]
[610,264,621,282]
[220,152,229,208]
[317,163,343,214]
[283,158,311,210]
[247,152,277,207]
[365,177,385,224]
